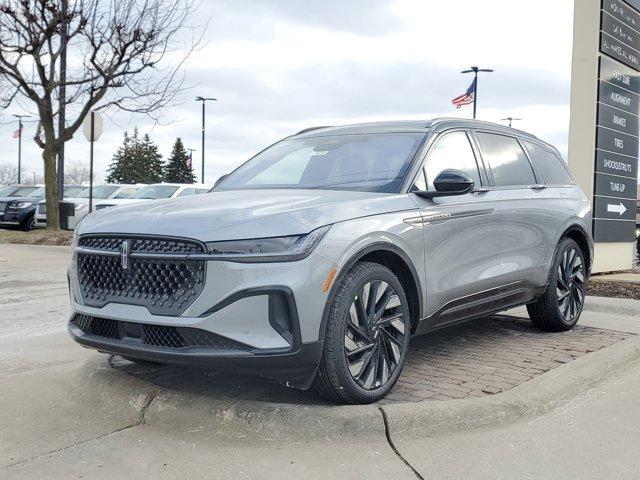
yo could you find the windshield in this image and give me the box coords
[113,187,141,199]
[0,186,17,196]
[133,185,179,199]
[63,186,88,197]
[77,186,119,199]
[10,186,42,198]
[217,133,425,193]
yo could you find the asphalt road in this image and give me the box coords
[2,244,640,479]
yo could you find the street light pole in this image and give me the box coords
[12,114,30,184]
[195,96,217,183]
[461,66,494,119]
[501,117,522,128]
[58,0,68,198]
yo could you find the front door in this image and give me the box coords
[409,130,503,329]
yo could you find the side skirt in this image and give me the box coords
[414,281,546,336]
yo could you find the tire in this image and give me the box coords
[313,262,411,404]
[527,238,587,332]
[22,214,36,232]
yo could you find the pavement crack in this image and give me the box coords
[1,390,159,470]
[378,406,425,480]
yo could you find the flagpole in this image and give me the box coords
[473,70,478,120]
[12,114,30,184]
[461,66,494,120]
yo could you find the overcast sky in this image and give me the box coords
[0,0,574,185]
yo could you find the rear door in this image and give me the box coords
[473,131,565,291]
[410,129,504,328]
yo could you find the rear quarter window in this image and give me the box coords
[523,141,573,185]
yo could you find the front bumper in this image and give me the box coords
[0,207,32,225]
[68,252,336,388]
[69,320,323,388]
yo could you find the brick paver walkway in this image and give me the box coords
[109,316,631,405]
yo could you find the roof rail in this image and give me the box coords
[295,126,332,135]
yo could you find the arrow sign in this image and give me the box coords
[607,202,628,216]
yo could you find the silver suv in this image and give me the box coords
[68,119,593,404]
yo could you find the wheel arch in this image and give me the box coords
[561,224,593,275]
[317,242,423,341]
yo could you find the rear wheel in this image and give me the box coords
[527,238,586,332]
[314,262,411,404]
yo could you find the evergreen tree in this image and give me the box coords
[105,129,164,184]
[105,130,136,183]
[164,138,196,183]
[140,133,164,183]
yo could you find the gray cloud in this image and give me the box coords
[204,0,404,40]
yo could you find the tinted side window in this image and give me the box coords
[423,131,481,190]
[476,132,536,187]
[524,141,573,185]
[178,188,196,197]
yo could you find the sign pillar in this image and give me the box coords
[569,0,640,272]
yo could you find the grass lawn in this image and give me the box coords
[0,228,73,246]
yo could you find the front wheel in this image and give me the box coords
[22,214,36,232]
[313,262,411,404]
[527,238,587,332]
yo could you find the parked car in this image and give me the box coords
[35,184,144,229]
[1,185,86,230]
[0,185,45,230]
[68,118,593,403]
[93,183,211,210]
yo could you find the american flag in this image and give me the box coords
[13,127,21,139]
[452,78,476,109]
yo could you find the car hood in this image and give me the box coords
[94,198,152,206]
[0,196,42,204]
[77,189,417,241]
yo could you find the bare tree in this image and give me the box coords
[64,159,93,185]
[0,161,18,184]
[0,0,200,228]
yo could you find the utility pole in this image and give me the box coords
[501,117,522,128]
[461,66,494,119]
[195,96,217,183]
[57,0,68,198]
[12,114,30,184]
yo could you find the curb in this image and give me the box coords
[139,335,640,442]
[585,295,640,317]
[380,334,640,438]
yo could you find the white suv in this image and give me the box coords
[93,183,211,210]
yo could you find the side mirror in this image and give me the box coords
[415,169,474,199]
[212,174,229,190]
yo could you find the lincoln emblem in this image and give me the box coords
[120,240,131,270]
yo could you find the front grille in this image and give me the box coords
[71,314,246,351]
[76,236,206,316]
[79,236,202,254]
[0,202,6,213]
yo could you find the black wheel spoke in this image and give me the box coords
[344,279,407,391]
[555,248,585,322]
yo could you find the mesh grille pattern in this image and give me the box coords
[79,236,203,254]
[76,236,206,316]
[71,314,246,350]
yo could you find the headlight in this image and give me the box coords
[205,225,330,263]
[11,202,32,209]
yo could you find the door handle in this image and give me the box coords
[529,184,548,190]
[473,187,492,194]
